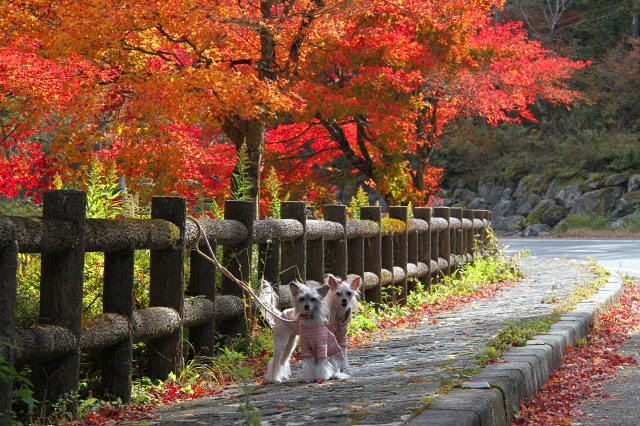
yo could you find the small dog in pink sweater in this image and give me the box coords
[262,280,347,383]
[326,274,361,376]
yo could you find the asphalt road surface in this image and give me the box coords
[501,238,640,275]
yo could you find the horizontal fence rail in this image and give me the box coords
[0,190,493,414]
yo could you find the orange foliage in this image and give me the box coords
[1,1,586,206]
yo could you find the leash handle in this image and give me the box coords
[187,216,297,323]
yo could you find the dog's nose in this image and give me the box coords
[341,300,348,307]
[304,304,309,310]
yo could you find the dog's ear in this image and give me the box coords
[289,281,301,298]
[326,274,340,290]
[317,284,330,299]
[350,276,361,291]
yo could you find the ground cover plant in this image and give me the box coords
[475,260,609,366]
[513,277,640,425]
[348,247,522,344]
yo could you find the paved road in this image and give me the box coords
[501,238,640,274]
[145,258,591,425]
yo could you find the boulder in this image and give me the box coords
[500,187,513,200]
[569,187,625,216]
[540,205,567,227]
[584,174,606,191]
[515,194,541,216]
[452,188,478,204]
[629,174,640,192]
[492,199,516,217]
[467,197,490,210]
[605,173,628,187]
[611,211,640,229]
[514,175,547,198]
[477,182,506,206]
[611,190,640,219]
[493,215,526,232]
[527,199,566,227]
[544,178,561,199]
[521,224,550,237]
[611,218,626,230]
[554,180,583,210]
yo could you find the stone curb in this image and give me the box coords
[408,272,624,426]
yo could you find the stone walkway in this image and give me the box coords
[143,257,596,425]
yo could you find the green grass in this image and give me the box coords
[349,239,522,335]
[476,259,610,366]
[475,316,558,366]
[559,214,610,231]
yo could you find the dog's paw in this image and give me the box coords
[333,371,351,380]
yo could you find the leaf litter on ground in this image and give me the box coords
[513,279,640,425]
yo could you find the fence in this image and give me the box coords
[0,190,492,413]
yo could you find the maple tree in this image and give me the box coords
[1,0,369,210]
[1,1,586,207]
[265,0,588,204]
[0,37,110,201]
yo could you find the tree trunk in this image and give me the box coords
[222,117,265,217]
[632,0,639,39]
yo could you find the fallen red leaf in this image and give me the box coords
[513,282,640,425]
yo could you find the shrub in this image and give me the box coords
[561,213,609,231]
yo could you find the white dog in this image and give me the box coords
[326,274,361,375]
[262,280,347,382]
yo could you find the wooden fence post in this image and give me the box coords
[450,207,463,269]
[413,207,432,289]
[389,206,408,302]
[434,207,451,276]
[471,209,480,253]
[407,213,419,294]
[259,239,280,285]
[102,249,134,401]
[220,200,253,335]
[222,201,255,296]
[281,202,307,284]
[306,236,324,284]
[38,190,86,408]
[480,210,489,250]
[188,245,216,357]
[381,227,394,299]
[0,241,17,417]
[463,209,474,259]
[149,196,186,380]
[361,206,382,303]
[347,222,365,293]
[324,205,347,279]
[430,212,439,284]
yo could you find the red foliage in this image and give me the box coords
[1,1,586,205]
[98,124,235,201]
[513,283,640,425]
[0,41,108,200]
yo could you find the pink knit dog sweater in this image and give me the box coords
[299,322,343,360]
[327,313,350,350]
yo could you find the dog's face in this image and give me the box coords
[327,275,360,309]
[289,281,329,318]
